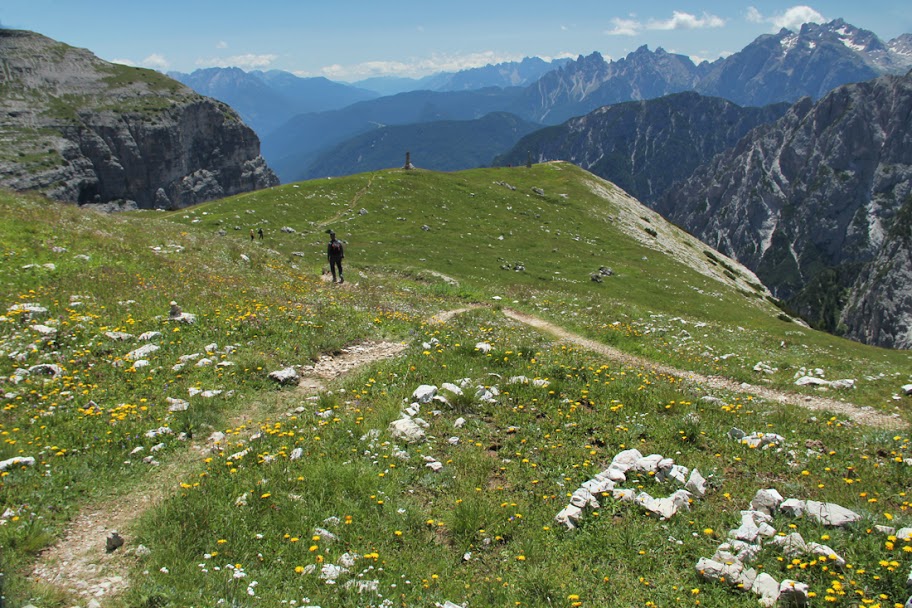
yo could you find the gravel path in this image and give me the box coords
[503,308,906,429]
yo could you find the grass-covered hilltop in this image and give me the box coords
[1,163,910,608]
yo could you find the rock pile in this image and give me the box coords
[555,448,708,529]
[696,488,862,607]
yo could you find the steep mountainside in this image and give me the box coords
[495,92,789,204]
[304,112,541,179]
[658,71,912,348]
[0,30,277,208]
[695,21,882,106]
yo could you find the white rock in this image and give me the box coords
[474,342,492,353]
[412,385,437,403]
[778,580,809,606]
[611,449,643,472]
[685,469,707,497]
[389,418,426,443]
[751,572,781,607]
[634,453,664,472]
[769,532,807,559]
[0,456,36,471]
[780,498,806,518]
[555,505,583,529]
[268,367,300,385]
[125,344,159,361]
[453,417,466,428]
[138,331,162,341]
[750,489,784,516]
[441,382,463,396]
[290,448,303,461]
[896,527,912,541]
[807,542,846,567]
[804,500,861,527]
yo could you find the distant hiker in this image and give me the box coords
[257,227,264,240]
[250,229,255,241]
[327,230,344,284]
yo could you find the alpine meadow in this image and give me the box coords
[1,163,910,607]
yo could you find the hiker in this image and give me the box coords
[249,229,255,241]
[327,230,344,284]
[257,227,264,239]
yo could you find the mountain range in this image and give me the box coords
[243,18,912,182]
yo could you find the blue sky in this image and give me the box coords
[2,2,910,81]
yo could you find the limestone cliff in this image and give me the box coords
[659,71,912,348]
[0,29,277,209]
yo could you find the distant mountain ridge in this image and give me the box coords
[656,70,912,348]
[259,18,911,182]
[0,29,277,209]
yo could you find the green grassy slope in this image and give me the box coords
[1,164,910,607]
[170,162,912,409]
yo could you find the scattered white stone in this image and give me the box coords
[167,398,190,412]
[441,382,463,396]
[412,385,437,403]
[0,456,36,471]
[453,417,466,428]
[125,344,159,361]
[752,572,781,607]
[138,331,161,342]
[105,331,134,341]
[30,324,57,337]
[389,418,426,443]
[290,448,303,461]
[474,342,492,353]
[750,489,784,516]
[685,469,707,497]
[269,367,300,386]
[801,500,861,527]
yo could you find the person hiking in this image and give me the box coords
[257,227,264,240]
[249,229,255,241]
[327,230,344,284]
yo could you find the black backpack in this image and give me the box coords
[330,240,342,255]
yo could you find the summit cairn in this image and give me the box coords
[403,151,414,170]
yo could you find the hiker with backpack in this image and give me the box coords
[327,230,344,284]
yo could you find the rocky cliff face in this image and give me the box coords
[0,29,277,209]
[658,71,912,348]
[497,92,789,204]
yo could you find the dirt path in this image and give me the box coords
[503,308,905,429]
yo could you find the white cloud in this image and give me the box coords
[110,58,137,67]
[746,5,826,32]
[605,11,725,36]
[605,17,641,36]
[648,11,725,31]
[195,53,279,69]
[141,53,170,70]
[216,40,229,49]
[317,50,534,80]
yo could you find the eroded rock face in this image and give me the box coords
[0,29,278,209]
[659,70,912,348]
